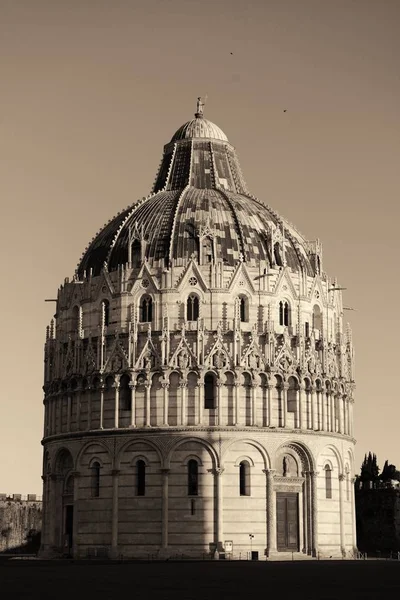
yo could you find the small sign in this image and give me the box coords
[224,540,233,553]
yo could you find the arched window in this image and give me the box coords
[274,242,283,267]
[187,294,199,321]
[188,459,198,496]
[312,304,322,331]
[325,465,332,499]
[239,296,248,322]
[91,461,101,498]
[305,321,310,338]
[136,460,146,496]
[204,373,215,409]
[279,301,290,326]
[119,374,131,411]
[239,461,251,496]
[139,295,153,323]
[102,300,110,327]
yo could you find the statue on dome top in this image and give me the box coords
[196,96,207,117]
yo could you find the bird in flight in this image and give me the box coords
[230,52,233,55]
[283,109,287,112]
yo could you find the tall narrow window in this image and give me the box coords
[346,472,350,501]
[239,461,251,496]
[137,460,146,496]
[312,305,322,331]
[187,294,199,321]
[325,465,332,499]
[139,296,153,323]
[191,499,196,515]
[91,461,100,498]
[119,374,131,410]
[305,321,310,337]
[102,300,110,327]
[132,239,141,268]
[279,301,290,326]
[284,301,289,326]
[204,373,215,409]
[188,459,198,496]
[239,296,248,322]
[274,242,283,266]
[202,237,213,264]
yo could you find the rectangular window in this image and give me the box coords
[191,499,196,515]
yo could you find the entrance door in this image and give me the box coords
[276,492,299,551]
[64,505,74,552]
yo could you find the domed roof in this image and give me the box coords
[76,101,316,279]
[171,117,228,143]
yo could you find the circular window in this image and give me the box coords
[239,280,244,287]
[102,286,107,293]
[189,277,198,286]
[141,279,149,289]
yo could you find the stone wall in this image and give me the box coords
[0,494,42,552]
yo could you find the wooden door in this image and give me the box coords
[276,492,299,551]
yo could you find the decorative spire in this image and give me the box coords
[195,95,207,118]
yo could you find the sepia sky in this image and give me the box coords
[1,0,399,495]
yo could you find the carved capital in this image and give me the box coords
[111,469,120,477]
[161,468,170,475]
[71,471,81,478]
[263,468,276,479]
[339,474,345,482]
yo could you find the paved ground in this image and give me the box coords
[1,559,399,599]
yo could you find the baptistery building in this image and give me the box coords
[41,100,357,560]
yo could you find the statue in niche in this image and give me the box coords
[249,352,259,370]
[112,355,123,373]
[283,456,289,477]
[178,350,189,370]
[144,350,153,370]
[214,351,226,369]
[307,353,316,374]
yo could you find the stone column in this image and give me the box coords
[110,469,120,559]
[87,386,92,430]
[196,382,204,425]
[40,475,48,551]
[161,469,170,549]
[145,381,151,427]
[311,386,317,431]
[72,471,80,558]
[330,392,335,432]
[349,400,354,437]
[321,388,326,431]
[214,467,224,551]
[337,393,343,433]
[180,381,187,426]
[301,471,309,554]
[267,383,274,427]
[52,396,56,434]
[67,394,72,431]
[297,384,303,429]
[129,382,136,427]
[281,384,288,428]
[76,388,81,432]
[339,473,346,556]
[113,381,120,429]
[99,383,105,429]
[217,381,223,426]
[350,477,357,553]
[310,471,319,557]
[234,382,240,426]
[264,469,277,555]
[251,383,258,426]
[162,382,169,426]
[49,474,58,549]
